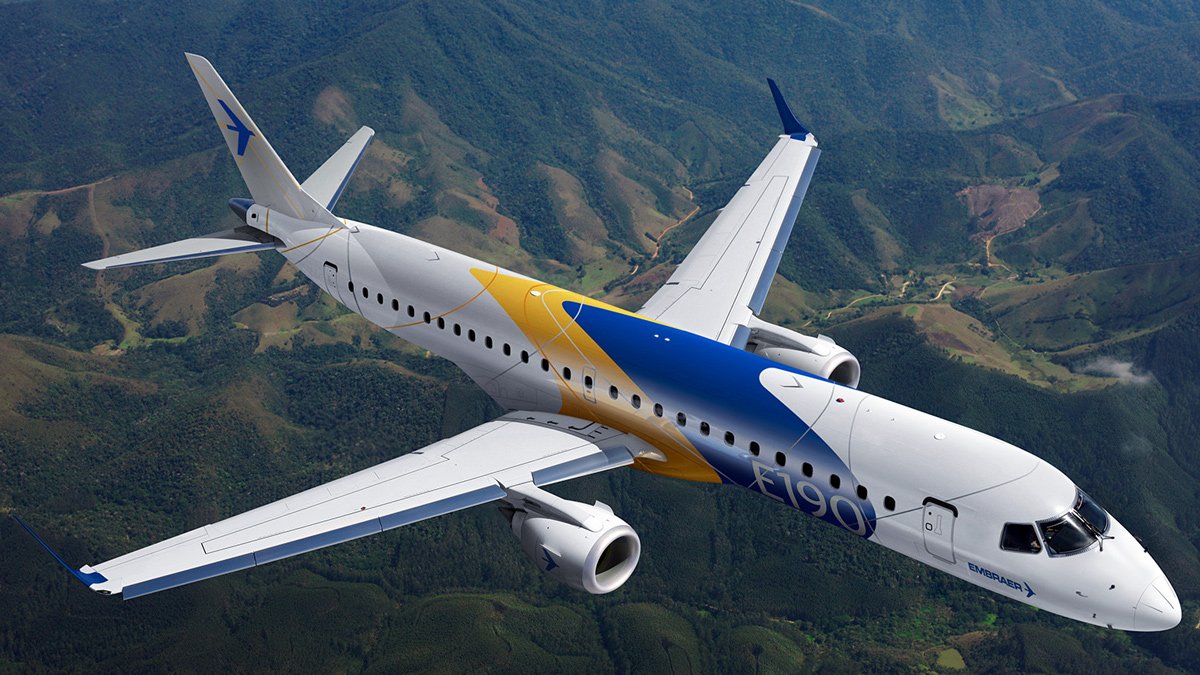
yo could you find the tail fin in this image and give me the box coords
[83,56,376,271]
[184,53,339,227]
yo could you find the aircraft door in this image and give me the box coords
[323,262,341,301]
[583,366,597,402]
[922,498,957,564]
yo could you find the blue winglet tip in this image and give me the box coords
[11,515,107,586]
[766,78,810,138]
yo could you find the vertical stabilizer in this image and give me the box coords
[184,53,339,227]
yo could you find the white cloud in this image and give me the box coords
[1078,357,1155,386]
[1119,435,1155,457]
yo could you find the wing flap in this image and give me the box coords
[86,412,635,598]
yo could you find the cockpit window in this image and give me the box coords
[1000,523,1042,554]
[1038,512,1097,556]
[1074,489,1110,534]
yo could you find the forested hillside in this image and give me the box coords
[2,1,1200,671]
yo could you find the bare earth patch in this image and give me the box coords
[959,184,1041,242]
[313,85,355,129]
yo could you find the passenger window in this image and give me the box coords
[724,431,734,446]
[377,293,384,305]
[422,311,432,324]
[563,367,572,381]
[883,496,896,511]
[485,336,493,349]
[830,474,841,489]
[437,317,445,329]
[362,286,369,299]
[749,441,760,456]
[775,451,786,467]
[407,305,415,318]
[631,394,641,409]
[1001,523,1043,554]
[468,329,476,342]
[653,403,663,417]
[521,350,530,364]
[348,281,354,292]
[541,359,550,372]
[676,412,687,426]
[503,343,512,356]
[609,385,619,400]
[802,462,813,478]
[584,375,594,388]
[699,422,710,436]
[453,323,462,336]
[856,485,867,499]
[392,299,399,311]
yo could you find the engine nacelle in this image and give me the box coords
[505,487,640,594]
[744,316,861,388]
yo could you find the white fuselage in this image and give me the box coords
[256,205,1179,632]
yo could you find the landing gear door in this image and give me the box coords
[922,498,957,564]
[323,262,341,302]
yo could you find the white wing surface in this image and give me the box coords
[79,412,635,598]
[638,81,820,346]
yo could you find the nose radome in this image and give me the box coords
[1134,575,1181,631]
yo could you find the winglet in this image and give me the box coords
[767,78,810,138]
[12,515,108,587]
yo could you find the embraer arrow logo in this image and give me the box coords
[218,99,255,156]
[968,561,1034,598]
[541,547,558,572]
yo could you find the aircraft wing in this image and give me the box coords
[47,412,636,599]
[638,80,820,346]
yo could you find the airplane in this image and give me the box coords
[15,54,1181,632]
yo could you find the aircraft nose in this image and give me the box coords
[1134,575,1181,631]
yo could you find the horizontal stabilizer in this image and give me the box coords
[302,126,375,211]
[83,226,279,270]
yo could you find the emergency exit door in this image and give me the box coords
[922,498,957,563]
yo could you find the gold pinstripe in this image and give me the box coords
[385,266,500,329]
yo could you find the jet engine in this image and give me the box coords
[502,484,640,594]
[743,316,861,388]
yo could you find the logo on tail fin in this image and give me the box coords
[217,99,255,156]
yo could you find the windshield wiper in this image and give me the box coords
[1079,512,1114,552]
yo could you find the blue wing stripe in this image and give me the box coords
[124,554,256,600]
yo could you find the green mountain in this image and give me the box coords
[2,0,1200,671]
